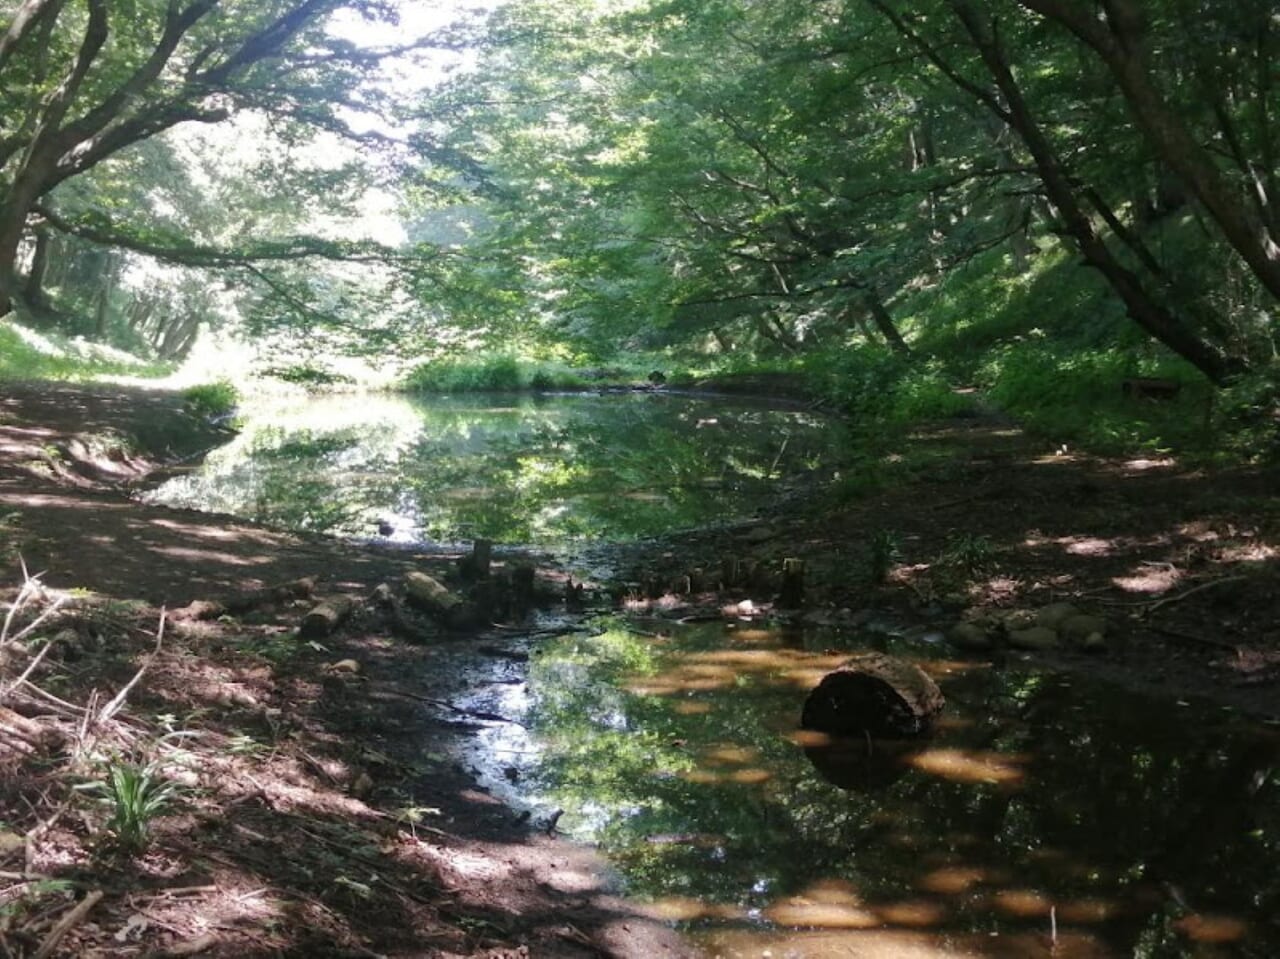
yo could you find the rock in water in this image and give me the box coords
[801,653,944,738]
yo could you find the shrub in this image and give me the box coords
[181,380,238,420]
[403,354,593,392]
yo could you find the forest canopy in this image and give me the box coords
[1,0,1277,397]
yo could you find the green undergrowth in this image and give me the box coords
[181,380,239,419]
[402,353,673,392]
[0,320,169,382]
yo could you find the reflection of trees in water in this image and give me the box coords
[526,626,1280,952]
[153,393,833,542]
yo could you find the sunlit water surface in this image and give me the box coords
[148,391,1280,956]
[462,621,1280,958]
[145,391,833,544]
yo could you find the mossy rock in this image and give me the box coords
[1061,614,1107,645]
[1035,603,1081,631]
[1009,626,1060,651]
[948,621,994,650]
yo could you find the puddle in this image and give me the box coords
[462,618,1280,957]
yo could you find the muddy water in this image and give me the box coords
[144,391,834,545]
[462,620,1280,958]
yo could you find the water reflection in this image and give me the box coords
[510,620,1280,957]
[145,392,834,544]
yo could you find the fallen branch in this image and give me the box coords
[33,889,103,959]
[96,610,166,725]
[380,690,527,727]
[1099,576,1247,611]
[1149,625,1240,651]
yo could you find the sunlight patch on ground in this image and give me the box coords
[149,518,284,545]
[1218,541,1276,562]
[916,866,1005,894]
[992,887,1052,917]
[1173,913,1251,943]
[907,748,1028,786]
[697,928,1112,958]
[766,899,882,928]
[1111,563,1182,593]
[1121,457,1177,472]
[640,896,743,922]
[150,546,273,566]
[1059,536,1116,557]
[0,492,130,511]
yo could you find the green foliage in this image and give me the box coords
[0,321,167,382]
[938,533,997,576]
[77,759,179,852]
[260,364,355,388]
[866,529,901,584]
[181,381,238,420]
[1208,366,1280,462]
[403,354,593,392]
[980,340,1212,451]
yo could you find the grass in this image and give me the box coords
[76,758,179,852]
[0,320,169,382]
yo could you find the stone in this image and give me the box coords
[1001,608,1037,631]
[1061,614,1107,645]
[1008,626,1060,651]
[949,622,993,650]
[1082,632,1109,653]
[1035,602,1081,631]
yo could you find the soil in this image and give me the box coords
[0,380,1277,958]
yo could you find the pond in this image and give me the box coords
[461,619,1280,958]
[144,390,835,545]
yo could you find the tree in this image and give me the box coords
[0,0,423,318]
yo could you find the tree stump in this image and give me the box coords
[778,558,805,609]
[459,539,492,580]
[300,596,354,639]
[801,653,944,737]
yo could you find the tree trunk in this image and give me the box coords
[946,0,1245,385]
[861,289,911,355]
[1017,0,1280,303]
[93,254,119,338]
[24,224,51,308]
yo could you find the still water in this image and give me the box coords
[150,391,1279,956]
[145,391,832,544]
[466,621,1280,958]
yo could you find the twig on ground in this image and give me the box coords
[1149,625,1240,652]
[32,889,103,959]
[1098,576,1247,611]
[96,609,166,725]
[379,690,527,728]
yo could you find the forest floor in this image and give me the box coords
[0,380,1277,958]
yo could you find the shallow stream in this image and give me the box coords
[149,391,1280,957]
[465,619,1280,958]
